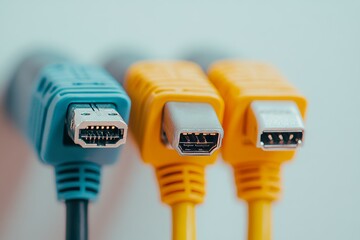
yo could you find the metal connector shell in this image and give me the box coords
[249,100,305,150]
[162,102,223,156]
[67,103,128,148]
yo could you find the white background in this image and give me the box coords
[0,1,359,239]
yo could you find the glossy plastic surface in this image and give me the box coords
[208,61,307,166]
[17,63,130,166]
[125,61,224,168]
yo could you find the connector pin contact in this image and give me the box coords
[179,132,220,154]
[250,100,305,150]
[80,125,124,145]
[260,131,303,147]
[162,102,223,156]
[67,103,128,148]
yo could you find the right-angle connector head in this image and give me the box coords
[162,102,223,156]
[249,101,305,150]
[67,103,128,148]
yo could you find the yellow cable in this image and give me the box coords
[248,200,272,240]
[208,61,307,240]
[172,202,196,240]
[124,62,224,240]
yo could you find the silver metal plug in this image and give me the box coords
[67,103,128,148]
[250,100,305,150]
[162,102,223,156]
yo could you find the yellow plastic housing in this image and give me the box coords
[125,61,224,167]
[208,61,307,202]
[208,61,307,166]
[125,61,224,205]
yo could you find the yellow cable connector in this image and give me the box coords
[124,61,224,240]
[208,61,307,240]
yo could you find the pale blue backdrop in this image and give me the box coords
[0,1,359,239]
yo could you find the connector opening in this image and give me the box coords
[249,100,305,150]
[178,132,220,154]
[79,125,124,146]
[67,103,128,148]
[260,131,303,149]
[162,102,223,156]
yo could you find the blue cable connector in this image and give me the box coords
[6,52,131,201]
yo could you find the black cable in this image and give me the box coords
[65,199,88,240]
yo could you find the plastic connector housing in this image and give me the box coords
[125,61,224,168]
[6,54,131,202]
[208,61,307,166]
[10,63,130,166]
[123,61,224,206]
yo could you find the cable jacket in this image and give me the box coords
[248,200,272,240]
[172,202,196,240]
[66,200,88,240]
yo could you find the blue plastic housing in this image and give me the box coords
[7,58,131,201]
[26,63,130,166]
[55,162,101,200]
